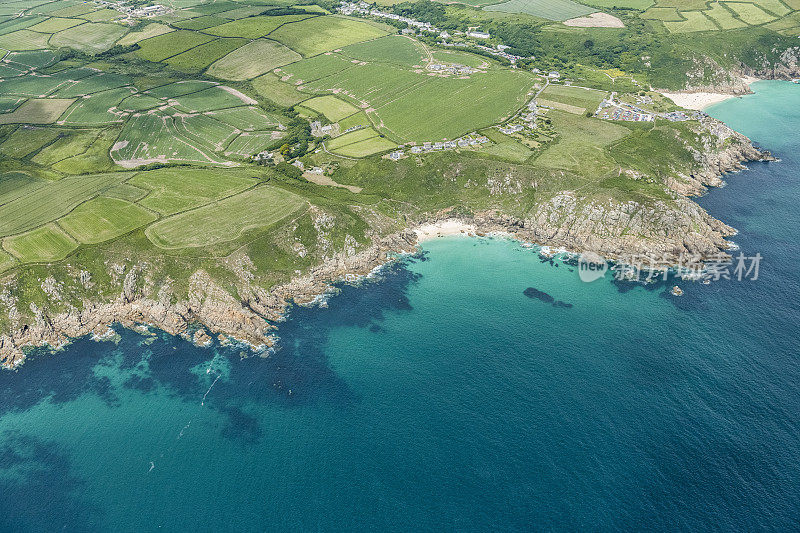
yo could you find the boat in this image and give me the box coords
[793,79,800,84]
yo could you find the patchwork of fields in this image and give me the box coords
[0,167,309,267]
[642,0,800,33]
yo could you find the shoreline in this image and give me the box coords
[660,76,761,110]
[0,117,774,370]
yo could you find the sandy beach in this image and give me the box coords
[414,220,476,242]
[660,91,738,110]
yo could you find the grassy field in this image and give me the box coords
[27,17,85,33]
[0,126,59,158]
[209,106,280,130]
[135,30,215,62]
[480,129,534,163]
[111,113,227,166]
[0,172,126,236]
[664,10,719,31]
[146,185,306,248]
[341,34,427,65]
[333,135,396,157]
[31,130,102,166]
[301,95,359,122]
[642,6,686,20]
[538,84,607,113]
[576,0,653,8]
[706,2,748,28]
[483,0,597,20]
[58,87,131,125]
[225,132,276,156]
[54,72,133,98]
[129,168,257,215]
[326,127,379,150]
[164,38,247,73]
[0,29,51,50]
[723,2,776,24]
[534,111,630,174]
[206,39,301,81]
[173,15,230,30]
[48,22,126,53]
[2,223,78,263]
[269,16,388,56]
[58,197,156,244]
[279,52,355,82]
[0,98,74,124]
[116,23,173,46]
[205,14,315,38]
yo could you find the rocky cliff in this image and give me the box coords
[0,120,773,369]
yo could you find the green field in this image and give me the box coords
[480,129,534,163]
[129,168,257,215]
[225,132,276,156]
[333,135,396,157]
[664,10,719,31]
[0,126,59,158]
[173,15,230,30]
[642,6,686,20]
[116,23,173,46]
[341,34,427,65]
[146,185,306,248]
[0,29,51,50]
[204,14,314,38]
[301,95,359,121]
[723,2,777,23]
[208,106,280,130]
[279,52,355,82]
[164,38,247,72]
[326,127,379,150]
[31,130,103,166]
[48,22,126,52]
[135,30,215,62]
[0,98,74,124]
[58,87,132,125]
[706,2,748,28]
[58,197,156,244]
[2,223,78,263]
[206,39,302,81]
[27,17,85,33]
[483,0,597,20]
[0,172,126,236]
[269,16,388,56]
[533,110,630,173]
[538,84,608,113]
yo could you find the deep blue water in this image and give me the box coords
[1,81,799,531]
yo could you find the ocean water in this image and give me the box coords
[2,81,800,532]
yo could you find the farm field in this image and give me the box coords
[129,168,257,215]
[209,106,281,130]
[723,2,776,24]
[0,98,74,124]
[0,126,59,158]
[206,39,301,81]
[483,0,597,21]
[333,135,397,157]
[116,23,173,46]
[204,14,315,38]
[538,84,608,113]
[145,185,306,248]
[300,95,359,122]
[31,130,105,167]
[2,223,77,263]
[664,10,719,32]
[326,127,380,150]
[268,16,388,56]
[0,172,126,237]
[278,53,355,82]
[48,22,126,52]
[58,87,132,125]
[27,17,84,33]
[164,37,247,73]
[533,110,629,174]
[57,197,156,244]
[0,29,51,50]
[224,132,276,156]
[706,2,748,28]
[135,30,215,62]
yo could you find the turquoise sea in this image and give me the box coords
[1,81,799,531]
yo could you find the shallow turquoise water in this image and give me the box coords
[1,81,799,531]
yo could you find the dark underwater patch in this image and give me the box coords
[523,287,573,308]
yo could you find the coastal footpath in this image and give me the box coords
[0,117,772,369]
